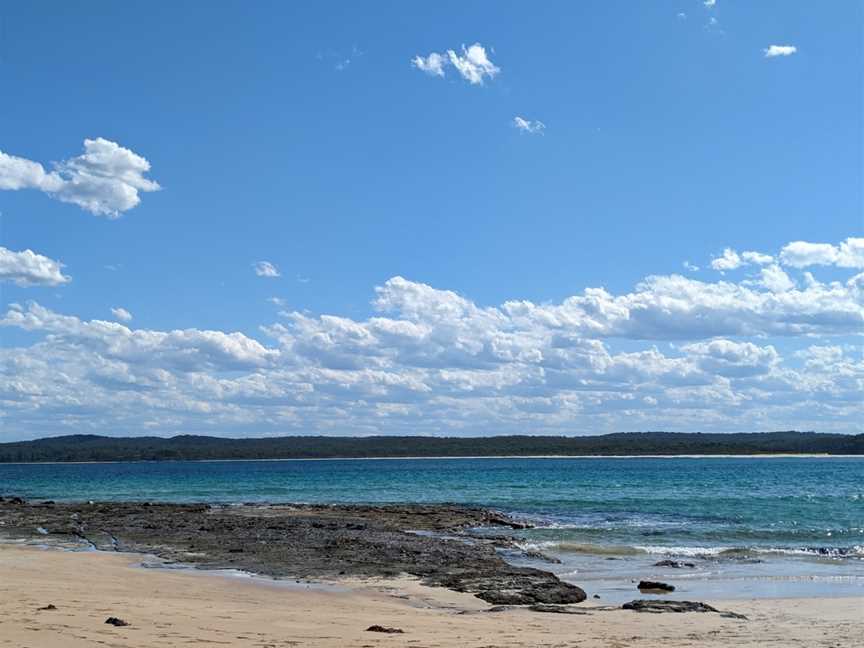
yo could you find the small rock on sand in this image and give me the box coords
[366,625,404,633]
[105,617,130,627]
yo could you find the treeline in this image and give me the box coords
[0,431,861,462]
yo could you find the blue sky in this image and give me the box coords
[1,1,862,439]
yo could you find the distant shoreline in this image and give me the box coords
[3,452,863,465]
[3,431,860,463]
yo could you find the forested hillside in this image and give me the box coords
[0,431,861,462]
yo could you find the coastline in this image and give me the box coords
[2,452,860,465]
[2,543,861,647]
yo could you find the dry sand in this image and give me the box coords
[1,544,861,648]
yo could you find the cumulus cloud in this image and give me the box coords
[779,238,864,269]
[0,138,159,217]
[513,116,546,135]
[412,43,499,85]
[681,339,779,378]
[712,248,777,272]
[2,239,862,437]
[0,247,70,287]
[758,264,796,293]
[111,307,133,322]
[2,302,278,372]
[253,261,281,278]
[764,45,797,58]
[412,52,446,77]
[710,248,742,271]
[741,251,773,265]
[447,44,499,85]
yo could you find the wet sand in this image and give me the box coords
[1,544,862,648]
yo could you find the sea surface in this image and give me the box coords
[2,456,863,601]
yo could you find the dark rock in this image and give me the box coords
[528,604,589,615]
[624,599,711,613]
[593,594,600,599]
[366,625,404,633]
[478,590,533,605]
[473,577,586,605]
[623,599,746,619]
[8,496,25,505]
[105,617,130,626]
[37,604,57,611]
[522,549,563,564]
[637,580,675,592]
[654,560,695,568]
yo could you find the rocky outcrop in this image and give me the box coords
[0,499,584,606]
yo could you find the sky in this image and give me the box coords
[0,1,862,440]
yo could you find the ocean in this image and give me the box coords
[2,456,862,601]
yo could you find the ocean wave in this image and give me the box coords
[522,541,646,556]
[635,544,864,559]
[525,541,864,560]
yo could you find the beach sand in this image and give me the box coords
[1,544,860,648]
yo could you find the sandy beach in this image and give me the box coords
[1,544,861,648]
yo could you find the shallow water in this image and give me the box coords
[2,456,862,599]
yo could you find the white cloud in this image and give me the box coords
[253,261,281,278]
[2,238,862,437]
[513,116,546,135]
[412,43,499,85]
[0,138,159,217]
[780,238,864,269]
[111,307,133,322]
[681,339,779,378]
[712,248,775,272]
[758,264,796,293]
[704,0,716,6]
[764,45,797,58]
[3,302,278,372]
[0,247,70,287]
[682,261,699,272]
[710,248,742,271]
[741,251,774,265]
[412,52,446,77]
[780,241,838,267]
[447,44,500,85]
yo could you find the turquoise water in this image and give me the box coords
[3,456,863,599]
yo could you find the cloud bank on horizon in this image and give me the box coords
[2,236,861,438]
